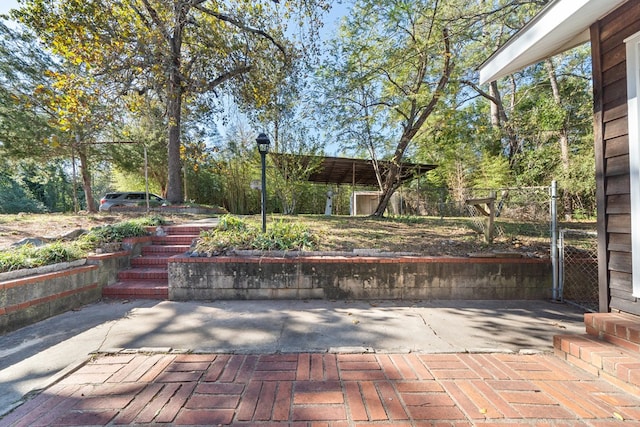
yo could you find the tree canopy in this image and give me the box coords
[0,0,596,218]
[14,0,329,203]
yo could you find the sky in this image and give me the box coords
[0,1,348,25]
[0,0,18,16]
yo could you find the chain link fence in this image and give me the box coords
[401,185,552,238]
[403,183,599,310]
[463,186,552,239]
[559,229,599,312]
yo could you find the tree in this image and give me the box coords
[109,95,169,195]
[36,66,116,212]
[15,0,329,204]
[0,22,114,212]
[0,21,55,158]
[315,43,389,189]
[269,126,323,214]
[441,0,594,218]
[458,0,547,166]
[317,0,454,217]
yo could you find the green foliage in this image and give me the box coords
[35,241,84,265]
[269,128,324,214]
[253,220,318,250]
[0,171,46,214]
[138,215,168,227]
[472,154,512,189]
[76,219,150,249]
[195,215,318,253]
[0,22,121,213]
[217,214,251,232]
[214,125,261,214]
[0,242,84,272]
[0,217,165,273]
[0,22,57,160]
[108,97,169,195]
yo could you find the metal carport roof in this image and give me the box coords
[270,154,436,187]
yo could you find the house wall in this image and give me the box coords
[591,1,640,316]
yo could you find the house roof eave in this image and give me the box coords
[478,0,628,85]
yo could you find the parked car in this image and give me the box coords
[99,192,168,212]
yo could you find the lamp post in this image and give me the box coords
[256,133,270,233]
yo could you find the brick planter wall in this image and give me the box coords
[0,264,100,333]
[168,255,552,301]
[0,249,134,334]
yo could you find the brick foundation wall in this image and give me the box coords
[168,255,552,301]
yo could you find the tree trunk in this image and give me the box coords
[489,81,501,128]
[372,133,412,217]
[465,78,519,162]
[76,140,96,213]
[545,59,572,219]
[166,77,183,204]
[165,16,185,204]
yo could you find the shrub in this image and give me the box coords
[0,217,161,273]
[252,220,318,251]
[76,222,145,250]
[0,242,84,272]
[195,216,318,254]
[0,174,46,214]
[217,214,250,232]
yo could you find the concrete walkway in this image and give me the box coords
[1,300,640,425]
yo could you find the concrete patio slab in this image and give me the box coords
[0,299,586,418]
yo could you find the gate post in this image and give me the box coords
[551,180,559,301]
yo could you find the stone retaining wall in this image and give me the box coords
[168,255,552,301]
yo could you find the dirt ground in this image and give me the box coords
[0,212,560,258]
[0,213,193,251]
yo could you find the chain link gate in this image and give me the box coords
[558,229,599,312]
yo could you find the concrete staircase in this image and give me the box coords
[554,312,640,394]
[102,225,207,300]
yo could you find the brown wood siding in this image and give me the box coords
[604,135,628,157]
[606,194,631,214]
[606,154,630,176]
[609,232,631,251]
[592,0,640,316]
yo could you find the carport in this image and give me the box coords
[270,154,436,215]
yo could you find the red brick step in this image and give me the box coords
[103,224,209,300]
[554,312,640,394]
[102,280,168,299]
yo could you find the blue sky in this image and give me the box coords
[0,1,348,24]
[0,0,18,16]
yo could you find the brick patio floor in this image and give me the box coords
[2,352,640,426]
